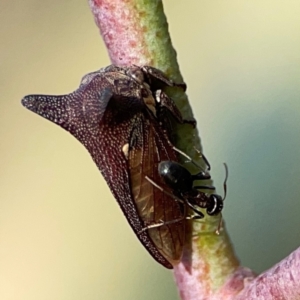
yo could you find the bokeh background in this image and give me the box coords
[1,1,300,299]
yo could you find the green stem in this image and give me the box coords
[88,1,245,299]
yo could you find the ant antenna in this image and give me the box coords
[216,163,229,235]
[222,163,228,201]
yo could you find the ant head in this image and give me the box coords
[207,163,227,216]
[206,194,223,216]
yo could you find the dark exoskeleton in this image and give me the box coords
[158,161,224,219]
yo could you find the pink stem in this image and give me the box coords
[87,1,300,299]
[234,247,300,300]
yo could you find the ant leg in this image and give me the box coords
[140,180,204,233]
[214,164,228,235]
[194,147,211,171]
[155,90,184,124]
[145,176,184,204]
[185,200,205,218]
[193,185,215,190]
[172,146,209,172]
[138,216,186,233]
[186,215,203,220]
[139,212,204,233]
[141,176,186,233]
[139,211,204,234]
[215,214,223,235]
[191,172,211,181]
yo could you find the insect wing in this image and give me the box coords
[21,73,179,268]
[128,116,185,267]
[96,120,176,268]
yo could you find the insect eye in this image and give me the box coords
[207,195,223,216]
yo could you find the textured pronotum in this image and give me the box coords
[22,65,190,268]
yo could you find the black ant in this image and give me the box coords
[145,154,228,234]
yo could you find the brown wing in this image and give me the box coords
[77,80,178,268]
[128,114,185,266]
[21,70,182,268]
[94,125,174,268]
[78,77,180,268]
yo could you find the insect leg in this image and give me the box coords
[215,163,229,235]
[155,90,184,124]
[139,201,202,234]
[172,146,208,172]
[141,65,187,91]
[194,147,211,171]
[215,215,223,235]
[141,176,200,233]
[144,176,184,205]
[193,185,215,190]
[145,176,207,216]
[186,215,204,220]
[185,200,205,218]
[139,216,186,233]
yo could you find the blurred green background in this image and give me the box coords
[1,1,300,299]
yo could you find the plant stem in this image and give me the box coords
[88,1,251,299]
